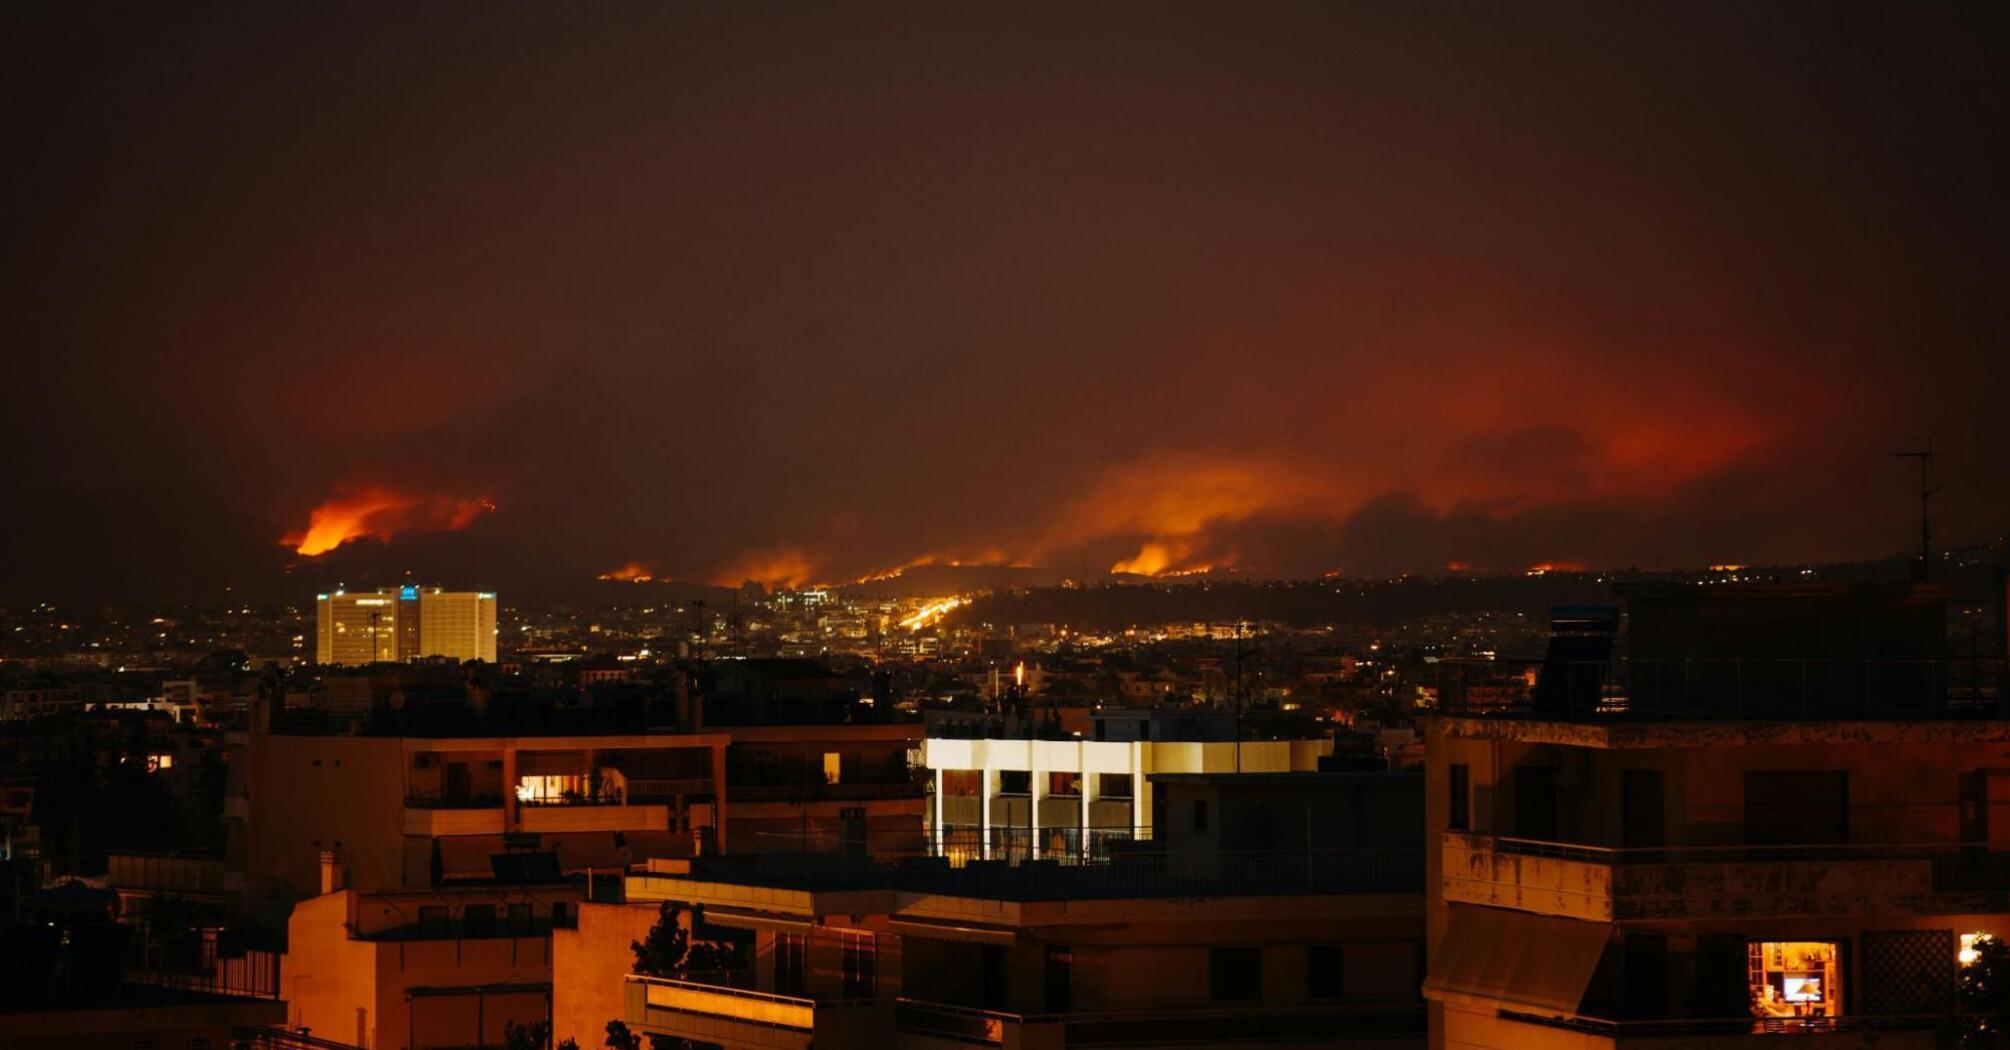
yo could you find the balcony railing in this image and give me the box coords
[1447,831,2010,920]
[625,777,714,802]
[403,793,504,809]
[738,833,1420,897]
[894,997,1424,1046]
[1431,657,2006,720]
[1501,1008,1963,1039]
[727,781,922,802]
[626,974,871,1033]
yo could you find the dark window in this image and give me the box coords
[1193,800,1210,832]
[979,944,1007,1008]
[506,903,533,935]
[1746,771,1848,847]
[1045,945,1073,1012]
[1307,945,1345,999]
[1513,765,1557,840]
[417,905,449,938]
[1448,764,1470,831]
[841,932,877,998]
[463,904,497,938]
[998,770,1031,795]
[551,902,575,929]
[1097,773,1133,799]
[775,932,807,996]
[1623,769,1666,850]
[1209,947,1261,1001]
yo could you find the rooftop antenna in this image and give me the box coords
[1891,441,1943,582]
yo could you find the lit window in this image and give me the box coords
[1750,941,1841,1019]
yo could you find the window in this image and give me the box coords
[1044,945,1073,1012]
[775,932,807,996]
[1209,947,1261,1000]
[1307,945,1345,999]
[1048,771,1082,797]
[840,931,877,998]
[998,770,1031,795]
[506,903,533,935]
[942,770,981,796]
[417,905,449,938]
[1448,764,1470,831]
[1746,772,1848,847]
[552,902,575,929]
[463,904,497,938]
[1193,800,1210,833]
[1751,941,1842,1019]
[1097,773,1133,799]
[823,752,842,785]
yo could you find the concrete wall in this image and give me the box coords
[553,902,662,1050]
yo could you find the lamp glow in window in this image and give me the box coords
[1750,941,1841,1020]
[1962,932,1997,968]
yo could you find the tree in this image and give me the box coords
[621,902,735,1050]
[1960,935,2010,1049]
[631,900,736,978]
[503,1019,549,1050]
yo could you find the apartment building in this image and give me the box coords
[1422,583,2008,1048]
[281,856,582,1050]
[234,701,923,906]
[552,770,1426,1050]
[922,713,1331,860]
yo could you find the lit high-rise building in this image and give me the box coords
[314,587,498,665]
[416,587,498,663]
[315,591,403,665]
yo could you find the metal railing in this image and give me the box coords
[1433,657,2006,720]
[625,777,714,801]
[1501,1008,1969,1038]
[736,835,1420,897]
[1456,831,2010,892]
[403,793,504,809]
[727,781,921,802]
[238,1026,370,1050]
[894,997,1425,1045]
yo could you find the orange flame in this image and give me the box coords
[599,562,658,583]
[283,485,494,557]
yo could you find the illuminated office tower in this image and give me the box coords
[416,588,498,663]
[315,591,403,665]
[315,587,498,665]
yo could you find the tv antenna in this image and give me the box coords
[1891,441,1943,582]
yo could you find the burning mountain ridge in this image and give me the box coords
[283,485,494,557]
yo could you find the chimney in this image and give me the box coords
[319,849,345,895]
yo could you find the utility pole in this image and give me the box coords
[1892,441,1943,582]
[1232,621,1251,773]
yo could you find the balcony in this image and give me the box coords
[730,781,923,803]
[1496,1009,1947,1048]
[894,997,1424,1048]
[741,834,1420,899]
[1430,656,2004,721]
[518,799,673,833]
[1443,832,2010,921]
[624,974,877,1050]
[402,794,505,836]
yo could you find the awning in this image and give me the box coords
[1423,906,1611,1015]
[703,906,813,933]
[888,917,1019,946]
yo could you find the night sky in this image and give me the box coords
[5,3,2008,601]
